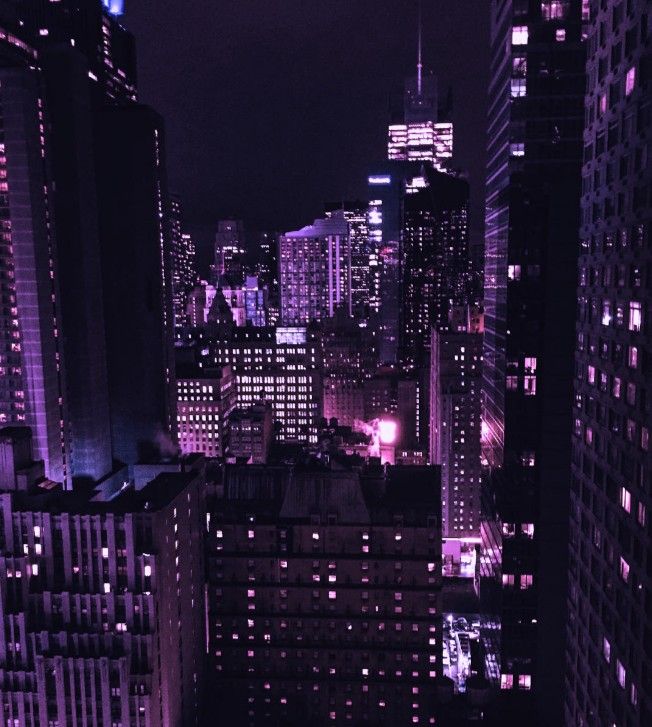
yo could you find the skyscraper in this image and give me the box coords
[95,105,176,464]
[279,214,350,325]
[40,46,114,484]
[325,201,379,318]
[387,8,453,170]
[481,0,586,721]
[170,195,197,338]
[18,0,137,104]
[566,1,651,725]
[0,35,69,485]
[214,219,247,286]
[367,165,422,364]
[400,166,471,370]
[430,311,483,538]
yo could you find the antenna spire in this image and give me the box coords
[417,0,423,95]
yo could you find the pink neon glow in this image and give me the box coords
[378,420,398,445]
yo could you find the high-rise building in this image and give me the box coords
[255,231,280,325]
[322,311,378,427]
[0,37,69,485]
[214,219,247,286]
[430,311,483,538]
[279,214,351,325]
[400,166,471,371]
[206,461,443,725]
[387,12,453,170]
[481,1,586,721]
[41,45,115,484]
[207,327,323,444]
[176,364,236,458]
[0,426,206,727]
[170,195,197,338]
[565,1,651,725]
[18,0,137,104]
[325,201,380,318]
[95,105,176,465]
[367,166,422,364]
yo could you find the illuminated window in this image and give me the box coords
[620,487,631,513]
[616,660,626,689]
[508,264,521,280]
[510,142,525,157]
[601,637,611,662]
[518,674,532,690]
[619,558,630,583]
[512,26,528,45]
[541,1,568,20]
[511,78,527,97]
[625,66,636,96]
[520,574,533,589]
[500,674,514,689]
[628,301,642,332]
[555,28,566,41]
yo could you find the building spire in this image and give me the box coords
[417,0,423,95]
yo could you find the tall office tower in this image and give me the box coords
[325,201,379,318]
[430,310,483,538]
[40,47,114,484]
[481,1,585,721]
[399,167,471,370]
[279,214,351,325]
[566,2,651,725]
[0,37,69,485]
[170,195,197,338]
[214,219,247,285]
[387,13,453,170]
[176,364,236,457]
[367,167,421,363]
[256,231,280,324]
[209,327,322,444]
[95,105,176,464]
[0,426,206,727]
[18,0,137,104]
[206,461,443,725]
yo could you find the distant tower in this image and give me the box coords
[170,196,197,338]
[214,220,247,286]
[387,3,453,169]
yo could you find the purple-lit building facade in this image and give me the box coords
[279,215,351,325]
[176,365,236,458]
[0,427,206,727]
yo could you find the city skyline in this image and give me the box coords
[0,1,649,725]
[124,0,490,264]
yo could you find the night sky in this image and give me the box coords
[124,1,489,268]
